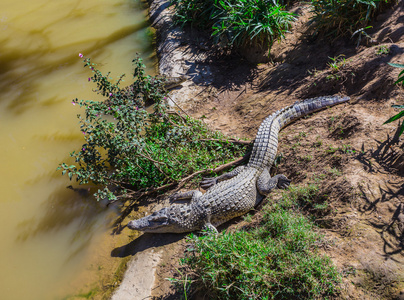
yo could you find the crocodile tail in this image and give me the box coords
[277,95,350,128]
[248,95,350,169]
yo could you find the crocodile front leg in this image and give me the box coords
[170,190,202,203]
[257,168,291,196]
[200,166,245,190]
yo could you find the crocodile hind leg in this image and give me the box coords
[257,168,291,196]
[200,166,245,190]
[169,190,202,203]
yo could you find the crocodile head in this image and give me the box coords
[163,75,187,90]
[127,206,193,233]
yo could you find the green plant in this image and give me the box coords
[383,63,404,136]
[351,26,373,47]
[342,144,356,155]
[384,104,404,136]
[326,55,349,81]
[167,268,192,300]
[58,55,247,201]
[243,213,253,222]
[328,55,347,72]
[328,167,342,177]
[302,154,313,161]
[375,44,390,55]
[388,62,404,85]
[325,145,338,154]
[291,141,301,150]
[171,0,219,29]
[310,0,394,37]
[211,0,296,49]
[313,136,323,148]
[326,74,341,81]
[172,0,296,53]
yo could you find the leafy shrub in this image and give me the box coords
[310,0,395,37]
[383,63,404,137]
[172,0,295,50]
[171,0,219,29]
[184,185,340,299]
[384,104,404,137]
[388,62,404,86]
[211,0,296,48]
[58,56,247,201]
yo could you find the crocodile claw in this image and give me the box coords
[200,177,218,190]
[277,175,291,190]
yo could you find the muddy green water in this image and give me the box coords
[0,1,155,299]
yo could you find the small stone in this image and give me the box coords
[397,289,404,300]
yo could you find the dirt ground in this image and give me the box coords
[112,1,404,299]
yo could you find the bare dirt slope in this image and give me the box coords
[115,1,404,299]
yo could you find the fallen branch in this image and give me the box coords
[111,152,251,227]
[167,95,191,119]
[167,110,187,124]
[198,138,253,145]
[136,153,165,165]
[111,151,251,204]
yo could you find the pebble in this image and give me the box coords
[397,289,404,300]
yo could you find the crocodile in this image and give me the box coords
[127,95,350,233]
[159,74,187,90]
[122,74,187,97]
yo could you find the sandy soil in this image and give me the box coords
[112,1,404,299]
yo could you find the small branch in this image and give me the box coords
[172,150,251,191]
[167,95,191,119]
[167,111,187,124]
[166,116,181,128]
[210,153,250,173]
[110,151,252,226]
[136,153,165,165]
[113,151,251,201]
[198,138,253,145]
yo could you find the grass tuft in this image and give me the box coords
[181,184,340,299]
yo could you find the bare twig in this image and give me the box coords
[166,116,181,127]
[110,150,252,229]
[136,153,165,165]
[198,138,253,145]
[167,110,187,124]
[167,95,192,119]
[113,151,251,203]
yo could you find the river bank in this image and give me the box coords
[113,0,404,299]
[111,0,201,298]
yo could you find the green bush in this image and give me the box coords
[171,0,219,29]
[384,104,404,137]
[310,0,394,36]
[212,0,296,48]
[172,0,295,50]
[383,63,404,137]
[58,56,247,201]
[184,185,340,299]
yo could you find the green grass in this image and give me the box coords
[181,184,340,299]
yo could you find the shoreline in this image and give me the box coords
[111,1,205,298]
